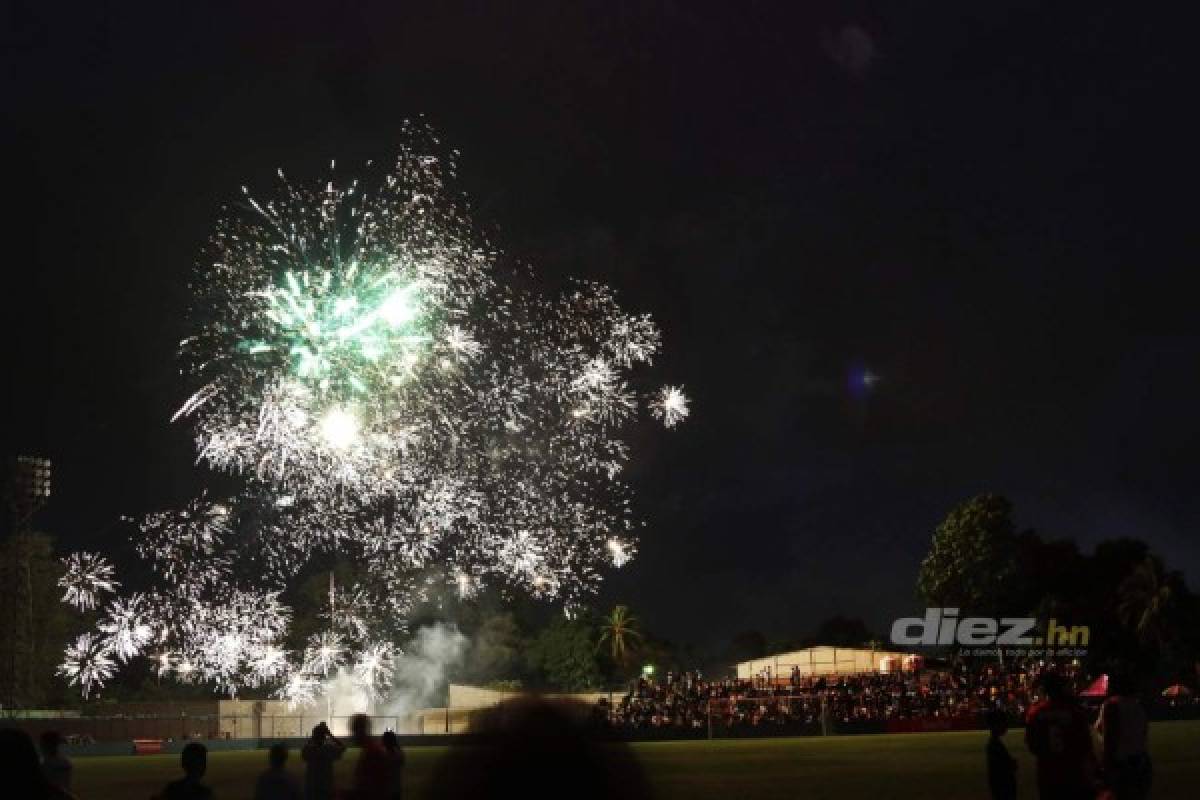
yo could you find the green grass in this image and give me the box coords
[73,720,1200,800]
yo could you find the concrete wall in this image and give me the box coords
[447,684,609,710]
[735,646,917,680]
[215,699,421,738]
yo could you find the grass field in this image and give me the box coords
[72,720,1199,800]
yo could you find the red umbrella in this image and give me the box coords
[1161,684,1193,697]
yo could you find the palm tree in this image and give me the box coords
[1118,556,1173,650]
[597,604,643,670]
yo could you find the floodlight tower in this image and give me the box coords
[3,456,51,708]
[8,456,52,534]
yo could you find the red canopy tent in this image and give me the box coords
[1079,674,1108,697]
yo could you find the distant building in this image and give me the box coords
[735,645,920,683]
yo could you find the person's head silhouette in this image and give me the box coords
[268,742,288,770]
[0,728,48,791]
[38,732,62,759]
[381,731,399,752]
[180,741,207,780]
[1040,671,1069,702]
[985,708,1009,737]
[350,713,371,746]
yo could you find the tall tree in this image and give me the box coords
[458,612,525,685]
[1118,556,1174,650]
[597,604,643,671]
[526,617,602,691]
[918,494,1018,614]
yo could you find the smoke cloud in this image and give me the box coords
[309,623,468,733]
[379,623,469,718]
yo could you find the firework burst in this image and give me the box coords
[62,126,689,699]
[651,385,691,429]
[59,552,119,611]
[58,634,116,697]
[97,594,155,663]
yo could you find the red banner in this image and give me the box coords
[132,739,164,755]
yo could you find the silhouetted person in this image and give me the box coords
[160,742,213,800]
[39,731,72,793]
[1025,672,1093,800]
[255,743,301,800]
[0,728,75,799]
[428,699,652,800]
[985,709,1017,800]
[346,714,389,800]
[380,731,405,800]
[301,722,345,800]
[1096,673,1151,800]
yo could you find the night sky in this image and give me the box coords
[6,2,1198,649]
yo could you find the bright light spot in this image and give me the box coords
[320,407,359,449]
[378,286,417,327]
[607,538,630,567]
[652,385,690,428]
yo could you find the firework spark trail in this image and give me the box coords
[62,126,689,700]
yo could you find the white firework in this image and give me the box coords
[651,385,690,428]
[303,631,346,677]
[59,552,119,611]
[185,591,290,695]
[607,538,632,568]
[277,670,321,710]
[97,594,154,662]
[249,644,290,686]
[58,634,116,697]
[442,325,483,361]
[353,642,395,699]
[69,128,689,698]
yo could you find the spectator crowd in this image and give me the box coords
[599,660,1084,734]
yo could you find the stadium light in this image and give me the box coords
[9,455,51,532]
[642,664,655,677]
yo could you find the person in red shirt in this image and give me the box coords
[1024,671,1095,800]
[344,714,390,800]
